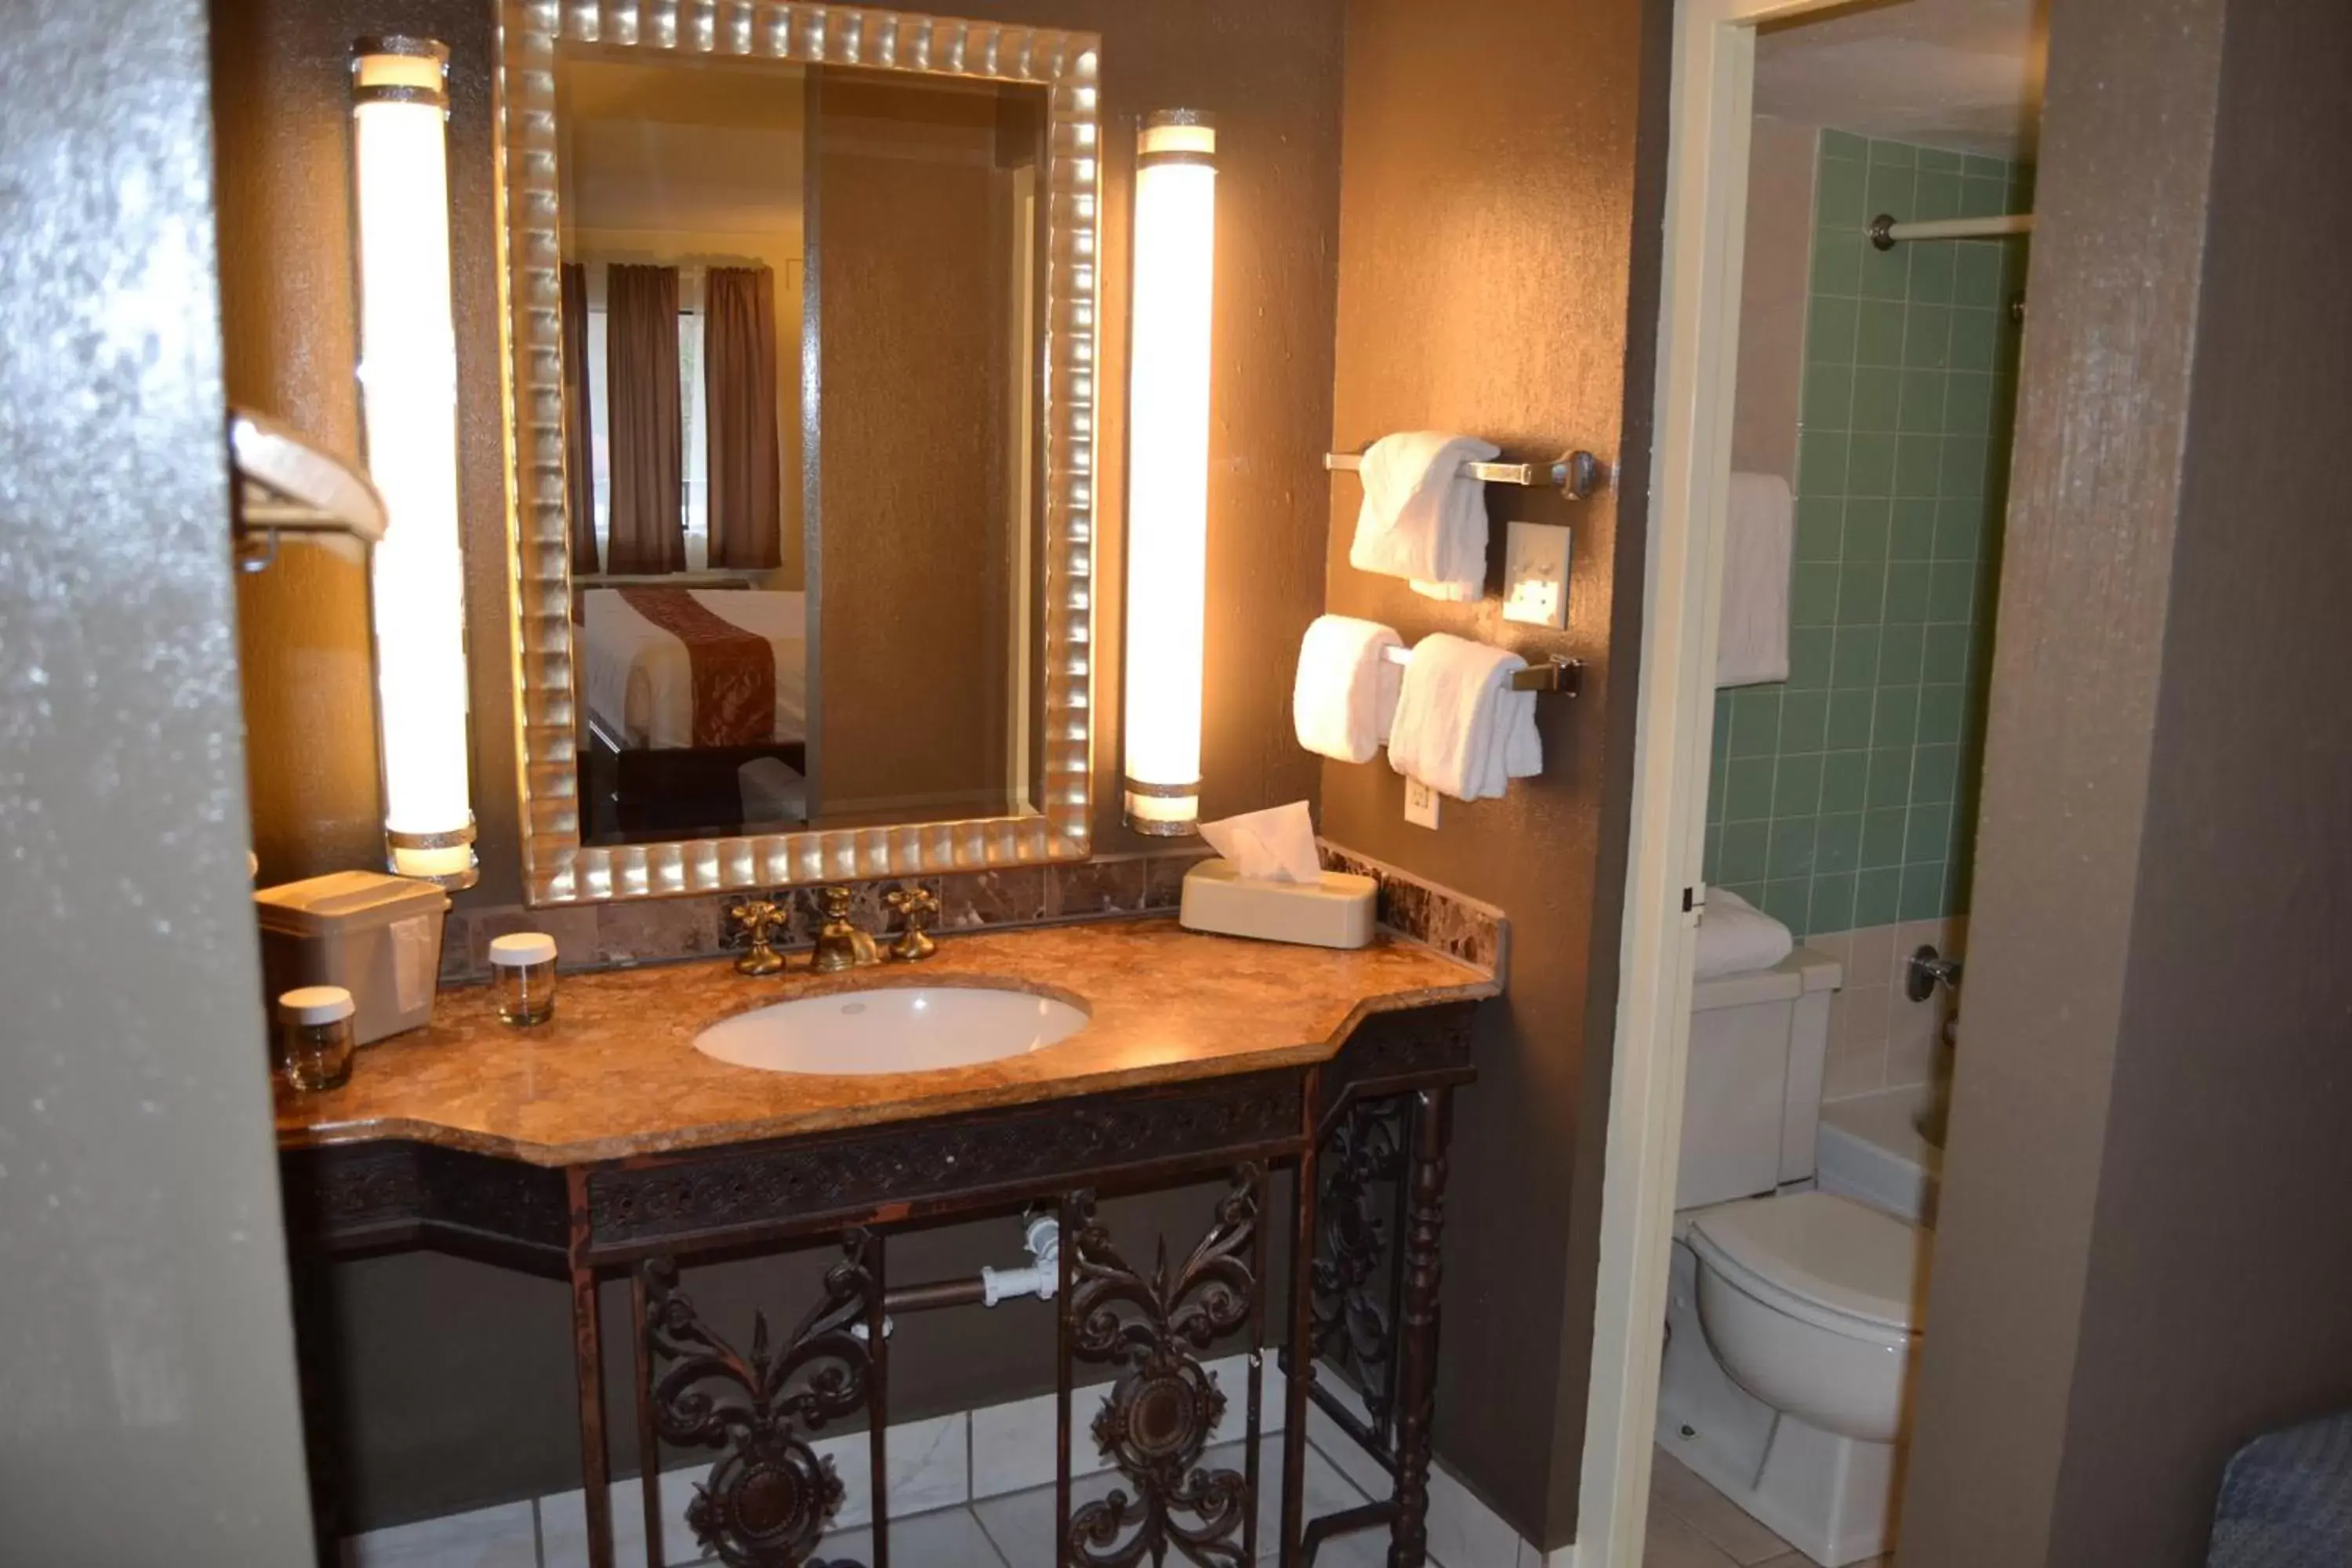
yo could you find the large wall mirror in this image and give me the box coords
[501,5,1100,904]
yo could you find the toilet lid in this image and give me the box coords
[1687,1192,1927,1333]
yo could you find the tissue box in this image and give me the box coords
[254,870,449,1044]
[1178,858,1377,949]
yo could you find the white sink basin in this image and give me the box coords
[693,985,1089,1076]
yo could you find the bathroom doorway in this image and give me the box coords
[1578,1,2044,1563]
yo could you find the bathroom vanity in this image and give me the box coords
[277,920,1495,1567]
[256,5,1515,1561]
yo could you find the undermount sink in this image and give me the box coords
[692,985,1089,1076]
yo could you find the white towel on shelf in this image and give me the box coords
[1693,887,1796,979]
[1716,471,1794,687]
[1292,615,1406,764]
[1386,633,1542,802]
[1347,432,1501,601]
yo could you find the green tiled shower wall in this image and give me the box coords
[1704,130,2032,935]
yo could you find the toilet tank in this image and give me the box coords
[1676,947,1842,1210]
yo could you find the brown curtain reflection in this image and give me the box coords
[703,266,783,570]
[558,262,599,572]
[604,263,684,574]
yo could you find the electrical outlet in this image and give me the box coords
[1404,777,1441,829]
[1503,521,1573,629]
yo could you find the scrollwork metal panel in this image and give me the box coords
[1061,1171,1261,1568]
[641,1233,880,1567]
[1307,1096,1406,1437]
[586,1074,1301,1254]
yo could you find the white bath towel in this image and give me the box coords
[1386,633,1542,802]
[1693,887,1795,980]
[1292,615,1406,764]
[1716,471,1794,687]
[1347,432,1501,601]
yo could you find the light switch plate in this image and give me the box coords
[1404,777,1441,829]
[1503,521,1573,629]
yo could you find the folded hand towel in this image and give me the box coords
[1386,633,1543,802]
[1293,615,1406,764]
[1716,471,1794,687]
[1693,887,1795,979]
[1348,432,1501,601]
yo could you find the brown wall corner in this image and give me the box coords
[1320,0,1671,1546]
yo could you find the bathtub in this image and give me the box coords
[1817,1087,1944,1225]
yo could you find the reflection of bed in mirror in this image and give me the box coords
[576,586,807,838]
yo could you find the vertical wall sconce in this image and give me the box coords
[351,38,477,888]
[1121,110,1218,837]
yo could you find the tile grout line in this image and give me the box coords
[971,1499,1021,1567]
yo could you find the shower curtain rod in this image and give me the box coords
[1868,212,2035,249]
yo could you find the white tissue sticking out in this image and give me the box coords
[1198,801,1321,884]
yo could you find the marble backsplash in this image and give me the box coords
[438,840,1507,985]
[1319,842,1508,981]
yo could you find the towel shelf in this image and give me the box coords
[1381,643,1582,696]
[1325,446,1609,502]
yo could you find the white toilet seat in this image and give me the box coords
[1686,1192,1926,1348]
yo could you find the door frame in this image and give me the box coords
[1573,1,1858,1563]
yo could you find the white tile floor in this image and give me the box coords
[556,1431,1401,1568]
[1642,1447,1893,1568]
[347,1429,1896,1568]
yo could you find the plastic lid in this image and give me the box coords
[254,869,448,934]
[488,932,558,967]
[279,985,356,1025]
[1686,1191,1926,1332]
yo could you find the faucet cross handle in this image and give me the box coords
[885,885,941,963]
[730,898,787,977]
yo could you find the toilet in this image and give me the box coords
[1656,948,1931,1567]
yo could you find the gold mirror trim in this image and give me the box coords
[496,1,1101,906]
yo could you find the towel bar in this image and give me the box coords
[1325,446,1609,502]
[1381,643,1582,695]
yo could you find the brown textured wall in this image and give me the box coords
[1320,0,1670,1546]
[1901,1,2352,1563]
[216,0,521,899]
[809,81,1022,818]
[218,0,1346,1530]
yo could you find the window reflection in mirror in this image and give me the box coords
[554,50,1051,846]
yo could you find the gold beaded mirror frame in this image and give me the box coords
[497,1,1101,905]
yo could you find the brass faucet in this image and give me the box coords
[809,886,880,974]
[885,886,941,963]
[730,899,787,976]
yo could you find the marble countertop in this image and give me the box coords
[274,919,1497,1167]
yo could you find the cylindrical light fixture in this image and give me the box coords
[351,38,477,888]
[1121,110,1218,837]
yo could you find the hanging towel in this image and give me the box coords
[1347,432,1501,601]
[1386,633,1543,802]
[1717,471,1794,687]
[1693,887,1796,979]
[1293,615,1406,764]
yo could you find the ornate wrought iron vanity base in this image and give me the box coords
[284,1004,1476,1568]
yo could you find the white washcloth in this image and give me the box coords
[1347,432,1501,601]
[1386,633,1542,802]
[1693,887,1795,979]
[1293,615,1406,764]
[1716,471,1794,687]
